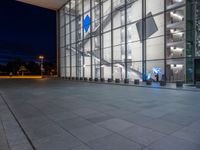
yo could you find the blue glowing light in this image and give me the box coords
[153,67,161,74]
[146,73,151,80]
[84,15,91,32]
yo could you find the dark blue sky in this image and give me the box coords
[0,0,56,64]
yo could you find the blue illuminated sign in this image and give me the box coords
[153,67,161,74]
[84,15,91,32]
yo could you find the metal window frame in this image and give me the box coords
[90,0,93,78]
[142,0,146,81]
[82,0,85,77]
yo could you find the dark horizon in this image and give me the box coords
[0,0,56,64]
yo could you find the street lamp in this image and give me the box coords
[39,55,44,76]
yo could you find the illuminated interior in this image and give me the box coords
[59,0,198,83]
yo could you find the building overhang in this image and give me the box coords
[16,0,68,10]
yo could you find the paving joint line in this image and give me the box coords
[0,94,36,150]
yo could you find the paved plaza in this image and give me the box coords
[0,79,200,150]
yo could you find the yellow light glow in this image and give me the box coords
[170,12,183,20]
[39,55,44,60]
[170,47,183,51]
[0,76,43,79]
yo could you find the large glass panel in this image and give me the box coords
[102,0,111,33]
[126,0,142,81]
[61,67,65,77]
[71,43,76,68]
[102,45,111,79]
[60,34,65,48]
[72,67,76,77]
[92,0,100,33]
[127,61,143,81]
[66,67,70,77]
[113,7,125,29]
[113,62,125,80]
[85,65,91,78]
[77,42,83,77]
[65,3,70,23]
[84,40,91,77]
[76,0,82,15]
[60,8,65,27]
[92,36,100,78]
[113,0,124,9]
[146,0,164,15]
[146,37,164,60]
[127,0,142,23]
[76,0,83,32]
[101,64,111,79]
[60,27,65,37]
[101,32,112,79]
[65,13,70,25]
[146,36,165,81]
[113,44,125,80]
[60,48,65,67]
[84,0,90,14]
[145,0,165,81]
[102,32,111,62]
[66,47,70,68]
[71,27,76,43]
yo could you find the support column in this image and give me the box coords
[64,7,67,77]
[111,0,114,80]
[124,0,128,81]
[82,0,85,78]
[75,2,78,78]
[142,0,146,81]
[90,0,93,79]
[99,0,102,79]
[69,0,72,78]
[164,0,167,81]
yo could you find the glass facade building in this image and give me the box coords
[58,0,200,83]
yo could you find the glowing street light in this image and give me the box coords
[39,55,44,60]
[39,55,45,76]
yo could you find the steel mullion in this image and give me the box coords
[125,0,128,80]
[82,0,85,78]
[69,0,72,78]
[99,0,102,78]
[90,0,93,79]
[111,0,114,80]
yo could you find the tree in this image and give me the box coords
[0,64,7,75]
[6,58,24,74]
[18,65,27,76]
[43,62,56,75]
[26,61,40,75]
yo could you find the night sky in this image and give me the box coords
[0,0,56,64]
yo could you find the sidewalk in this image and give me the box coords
[0,93,33,150]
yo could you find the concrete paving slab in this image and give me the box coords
[88,133,142,150]
[0,79,200,149]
